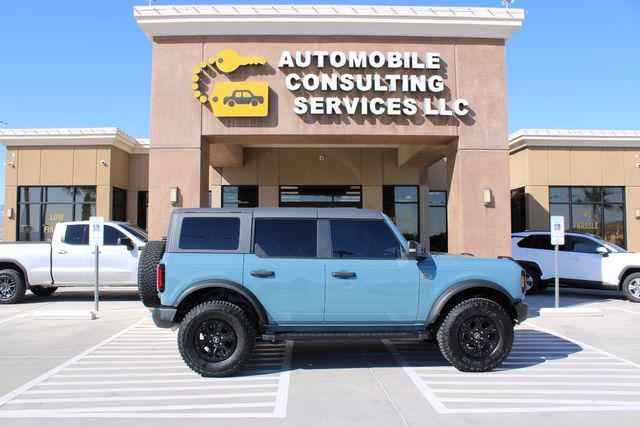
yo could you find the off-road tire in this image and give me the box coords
[137,240,165,308]
[0,269,26,304]
[436,297,514,372]
[30,286,57,297]
[178,301,255,377]
[622,272,640,303]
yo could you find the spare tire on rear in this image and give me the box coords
[138,240,166,308]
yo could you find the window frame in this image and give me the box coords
[428,190,448,253]
[17,186,97,242]
[327,218,405,260]
[167,213,252,254]
[251,218,319,259]
[549,186,626,248]
[382,185,420,242]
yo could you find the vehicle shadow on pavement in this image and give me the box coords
[12,289,141,305]
[263,329,583,374]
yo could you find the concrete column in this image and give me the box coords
[446,145,511,257]
[147,36,206,239]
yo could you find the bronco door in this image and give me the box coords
[323,219,420,325]
[243,218,325,326]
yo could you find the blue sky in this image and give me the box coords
[1,0,639,204]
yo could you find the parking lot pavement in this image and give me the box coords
[0,288,639,426]
[0,319,293,419]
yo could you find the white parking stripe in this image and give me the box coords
[384,326,640,414]
[0,319,293,418]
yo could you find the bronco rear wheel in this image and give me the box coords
[178,301,255,377]
[137,240,165,308]
[436,298,514,372]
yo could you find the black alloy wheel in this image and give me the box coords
[0,269,26,304]
[458,315,500,358]
[195,319,238,362]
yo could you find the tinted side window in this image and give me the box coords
[330,220,401,259]
[179,217,240,250]
[254,219,317,258]
[104,226,126,246]
[569,237,600,254]
[516,235,538,249]
[64,225,88,245]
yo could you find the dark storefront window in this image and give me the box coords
[428,191,448,253]
[112,187,127,222]
[137,191,148,230]
[279,185,362,208]
[549,186,625,248]
[17,186,96,241]
[383,186,419,241]
[511,187,526,232]
[222,186,259,208]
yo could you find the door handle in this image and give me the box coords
[250,270,275,278]
[332,271,357,279]
[56,250,67,255]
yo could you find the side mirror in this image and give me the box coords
[406,240,423,259]
[118,237,134,250]
[596,246,609,257]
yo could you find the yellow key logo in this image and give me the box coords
[209,82,269,117]
[191,50,269,118]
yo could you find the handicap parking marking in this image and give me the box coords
[383,326,640,414]
[0,319,293,419]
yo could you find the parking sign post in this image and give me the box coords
[89,216,104,312]
[550,216,565,309]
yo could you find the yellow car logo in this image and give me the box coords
[209,82,269,117]
[191,50,269,117]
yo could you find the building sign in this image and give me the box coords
[279,50,469,118]
[192,49,469,120]
[191,49,269,117]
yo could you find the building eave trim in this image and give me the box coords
[0,128,150,154]
[133,4,525,40]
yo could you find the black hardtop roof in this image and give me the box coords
[172,207,384,220]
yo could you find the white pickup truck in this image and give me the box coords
[0,221,147,304]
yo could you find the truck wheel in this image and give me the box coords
[30,286,57,297]
[622,273,640,303]
[137,240,165,308]
[178,300,255,377]
[0,269,26,304]
[436,298,514,372]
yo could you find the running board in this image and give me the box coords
[261,331,429,342]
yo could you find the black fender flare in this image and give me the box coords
[426,280,516,325]
[175,280,268,326]
[617,266,640,283]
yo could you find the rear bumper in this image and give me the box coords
[152,306,177,328]
[515,302,529,323]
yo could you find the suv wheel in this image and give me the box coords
[30,286,57,297]
[137,240,165,308]
[178,300,255,377]
[622,273,640,303]
[436,298,514,372]
[0,269,26,304]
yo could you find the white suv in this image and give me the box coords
[511,231,640,303]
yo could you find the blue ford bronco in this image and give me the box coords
[138,208,528,377]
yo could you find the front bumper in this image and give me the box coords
[152,306,177,328]
[515,302,529,323]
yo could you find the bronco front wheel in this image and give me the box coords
[178,301,255,377]
[436,298,514,372]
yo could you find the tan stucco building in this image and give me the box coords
[0,4,549,257]
[509,130,640,251]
